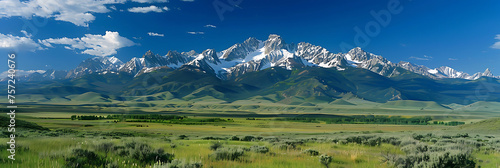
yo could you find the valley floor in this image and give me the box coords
[0,104,499,168]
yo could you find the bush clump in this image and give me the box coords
[178,135,188,140]
[274,140,304,150]
[95,142,114,158]
[130,143,174,164]
[211,148,245,161]
[155,159,203,168]
[303,149,320,156]
[209,141,223,151]
[389,150,475,168]
[319,154,333,168]
[341,135,386,146]
[65,149,105,168]
[250,146,269,154]
[386,137,476,168]
[230,136,240,141]
[241,136,255,141]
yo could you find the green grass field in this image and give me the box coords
[0,101,499,168]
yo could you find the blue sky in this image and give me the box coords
[1,0,500,75]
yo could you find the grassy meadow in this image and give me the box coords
[0,100,499,168]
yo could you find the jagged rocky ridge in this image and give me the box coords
[5,34,498,81]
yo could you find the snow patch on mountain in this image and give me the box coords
[243,45,267,62]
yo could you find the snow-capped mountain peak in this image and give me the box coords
[194,49,220,63]
[107,56,122,65]
[483,68,493,77]
[264,34,293,54]
[87,56,123,66]
[220,37,262,61]
[66,56,125,78]
[347,47,382,63]
[165,50,195,68]
[435,66,466,78]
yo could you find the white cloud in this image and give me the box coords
[491,34,500,49]
[41,31,136,57]
[0,0,118,27]
[148,32,164,37]
[448,58,458,61]
[38,39,53,48]
[187,32,204,35]
[0,32,42,51]
[409,55,432,61]
[20,30,32,38]
[132,0,169,3]
[0,0,170,27]
[181,0,194,2]
[0,70,46,79]
[204,24,216,28]
[128,5,168,13]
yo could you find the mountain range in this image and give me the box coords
[3,35,500,106]
[5,34,497,82]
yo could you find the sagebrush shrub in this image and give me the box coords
[65,149,105,168]
[129,143,174,165]
[211,147,245,161]
[250,146,269,154]
[303,149,320,156]
[319,154,332,168]
[155,159,203,168]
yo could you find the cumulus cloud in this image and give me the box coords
[0,32,42,51]
[204,24,216,28]
[128,5,168,13]
[491,34,500,49]
[0,0,117,27]
[148,32,164,37]
[40,31,136,57]
[187,32,204,35]
[0,0,169,27]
